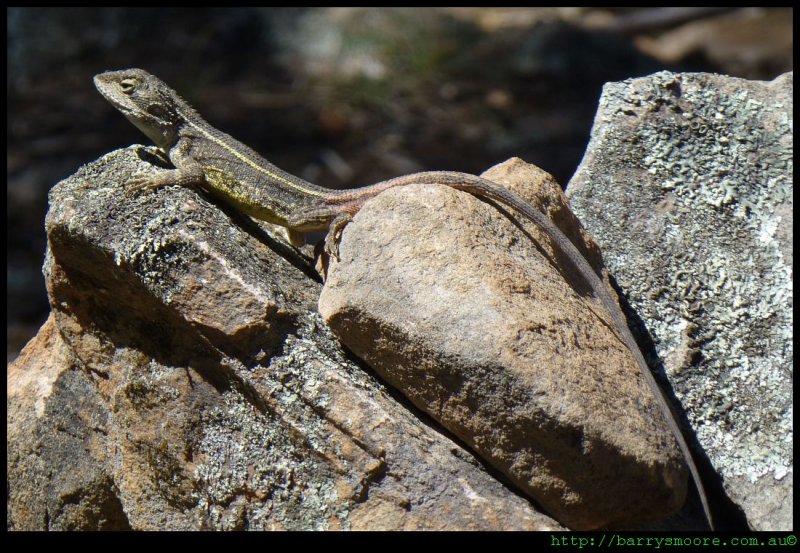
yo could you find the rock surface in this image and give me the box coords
[7,147,561,531]
[319,158,688,529]
[567,71,793,531]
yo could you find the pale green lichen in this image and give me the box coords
[191,313,365,530]
[569,72,792,489]
[193,387,340,530]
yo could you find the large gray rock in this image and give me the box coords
[567,71,793,531]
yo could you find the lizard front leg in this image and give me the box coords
[127,141,206,195]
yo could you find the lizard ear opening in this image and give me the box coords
[146,104,171,121]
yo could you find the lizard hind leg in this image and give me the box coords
[286,229,307,248]
[285,206,352,259]
[324,212,353,260]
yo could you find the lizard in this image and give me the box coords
[93,68,713,529]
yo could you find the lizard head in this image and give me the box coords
[94,68,190,150]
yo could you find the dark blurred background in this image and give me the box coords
[7,7,793,360]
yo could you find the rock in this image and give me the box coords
[567,71,793,530]
[7,147,560,531]
[7,314,130,530]
[318,158,688,529]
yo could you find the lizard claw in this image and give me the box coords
[124,171,176,197]
[124,175,155,197]
[324,229,342,260]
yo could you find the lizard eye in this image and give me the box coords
[119,78,138,94]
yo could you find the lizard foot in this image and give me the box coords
[124,175,160,197]
[324,212,353,260]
